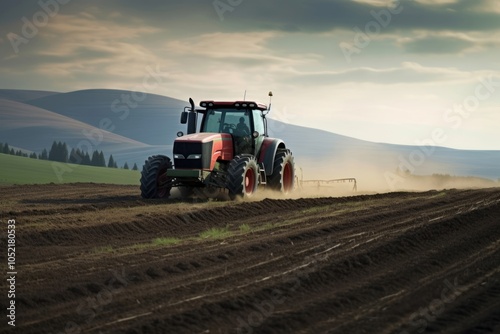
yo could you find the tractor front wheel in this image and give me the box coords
[268,149,295,193]
[140,155,173,199]
[226,155,259,199]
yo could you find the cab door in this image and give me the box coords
[252,109,266,156]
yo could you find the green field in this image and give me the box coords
[0,153,140,185]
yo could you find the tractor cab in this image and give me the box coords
[198,101,267,156]
[179,100,268,157]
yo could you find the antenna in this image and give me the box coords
[267,91,273,112]
[243,90,247,101]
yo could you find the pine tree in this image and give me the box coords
[113,161,118,168]
[60,142,69,163]
[56,141,63,161]
[69,148,83,164]
[83,152,91,165]
[41,149,48,160]
[3,143,9,154]
[47,141,69,162]
[15,150,22,156]
[98,151,106,167]
[69,148,77,163]
[30,152,37,159]
[108,155,115,168]
[132,163,138,171]
[49,141,56,160]
[48,141,57,161]
[123,162,129,170]
[0,143,3,153]
[76,149,84,164]
[9,148,15,155]
[91,150,99,166]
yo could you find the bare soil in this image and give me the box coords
[1,183,500,333]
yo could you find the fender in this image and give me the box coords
[258,138,286,175]
[210,134,234,169]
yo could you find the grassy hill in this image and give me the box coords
[0,153,140,185]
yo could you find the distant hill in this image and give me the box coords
[1,88,499,190]
[0,89,58,102]
[0,97,168,167]
[25,89,188,146]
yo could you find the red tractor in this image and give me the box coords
[140,94,295,199]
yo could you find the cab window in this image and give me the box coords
[202,109,251,136]
[202,110,223,132]
[252,110,265,136]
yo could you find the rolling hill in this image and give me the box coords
[1,88,499,189]
[25,89,187,146]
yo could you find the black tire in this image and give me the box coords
[140,155,173,199]
[226,155,259,199]
[268,149,295,193]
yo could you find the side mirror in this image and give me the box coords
[180,111,188,124]
[252,131,260,138]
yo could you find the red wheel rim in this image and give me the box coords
[283,162,293,192]
[244,168,256,195]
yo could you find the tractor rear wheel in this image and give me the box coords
[226,155,259,199]
[140,155,173,199]
[268,149,295,193]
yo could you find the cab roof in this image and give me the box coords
[199,100,268,111]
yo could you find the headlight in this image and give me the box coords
[174,154,185,159]
[187,154,201,159]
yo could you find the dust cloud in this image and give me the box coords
[170,152,498,201]
[290,152,499,198]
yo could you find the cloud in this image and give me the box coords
[202,0,500,33]
[282,62,499,85]
[462,0,500,13]
[414,0,459,5]
[351,0,395,7]
[401,35,475,54]
[397,30,500,54]
[164,32,321,69]
[21,12,167,81]
[44,0,498,34]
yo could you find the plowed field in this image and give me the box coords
[1,184,500,333]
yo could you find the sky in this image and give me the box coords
[0,0,499,150]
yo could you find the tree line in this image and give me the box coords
[0,141,138,170]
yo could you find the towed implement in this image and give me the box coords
[140,93,295,199]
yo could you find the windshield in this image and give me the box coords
[202,109,252,135]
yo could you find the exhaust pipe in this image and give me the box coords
[187,97,197,134]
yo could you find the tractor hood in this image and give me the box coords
[175,132,232,144]
[173,133,234,170]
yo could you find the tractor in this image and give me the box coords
[140,93,295,199]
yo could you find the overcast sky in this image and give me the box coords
[1,0,499,149]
